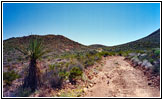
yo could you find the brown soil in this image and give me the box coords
[84,56,160,97]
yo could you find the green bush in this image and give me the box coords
[47,50,106,87]
[99,51,109,57]
[47,61,84,88]
[49,64,55,70]
[58,70,70,80]
[149,58,154,63]
[68,63,83,84]
[49,63,62,70]
[154,49,160,57]
[121,52,128,57]
[135,50,145,54]
[3,70,21,86]
[117,51,123,56]
[69,66,83,85]
[94,53,102,61]
[108,52,116,56]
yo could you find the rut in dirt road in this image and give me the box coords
[84,56,160,97]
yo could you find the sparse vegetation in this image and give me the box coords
[57,88,84,97]
[3,29,160,97]
[3,70,20,86]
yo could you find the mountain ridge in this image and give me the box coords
[3,29,160,65]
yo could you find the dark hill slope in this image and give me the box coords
[106,29,160,51]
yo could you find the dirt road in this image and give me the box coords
[84,56,160,97]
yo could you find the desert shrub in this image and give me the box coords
[99,51,109,57]
[68,62,84,72]
[50,74,64,89]
[45,70,64,89]
[47,60,85,88]
[49,62,62,70]
[85,52,92,58]
[74,53,82,60]
[3,70,20,86]
[82,51,103,67]
[69,67,83,85]
[68,63,83,85]
[154,49,160,58]
[117,51,123,56]
[83,58,95,68]
[58,71,70,80]
[60,53,75,59]
[65,62,70,68]
[107,52,115,56]
[154,49,160,55]
[149,58,154,64]
[75,52,95,68]
[94,53,102,61]
[135,50,145,54]
[64,50,104,69]
[47,63,66,89]
[49,64,55,70]
[121,52,128,57]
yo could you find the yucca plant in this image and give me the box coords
[15,36,47,91]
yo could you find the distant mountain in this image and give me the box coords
[105,29,160,51]
[89,44,108,49]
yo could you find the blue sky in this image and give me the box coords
[3,3,160,46]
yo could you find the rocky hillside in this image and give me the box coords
[3,35,88,66]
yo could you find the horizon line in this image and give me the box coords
[3,28,160,47]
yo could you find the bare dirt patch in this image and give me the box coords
[84,56,160,97]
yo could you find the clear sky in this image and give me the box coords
[3,3,160,46]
